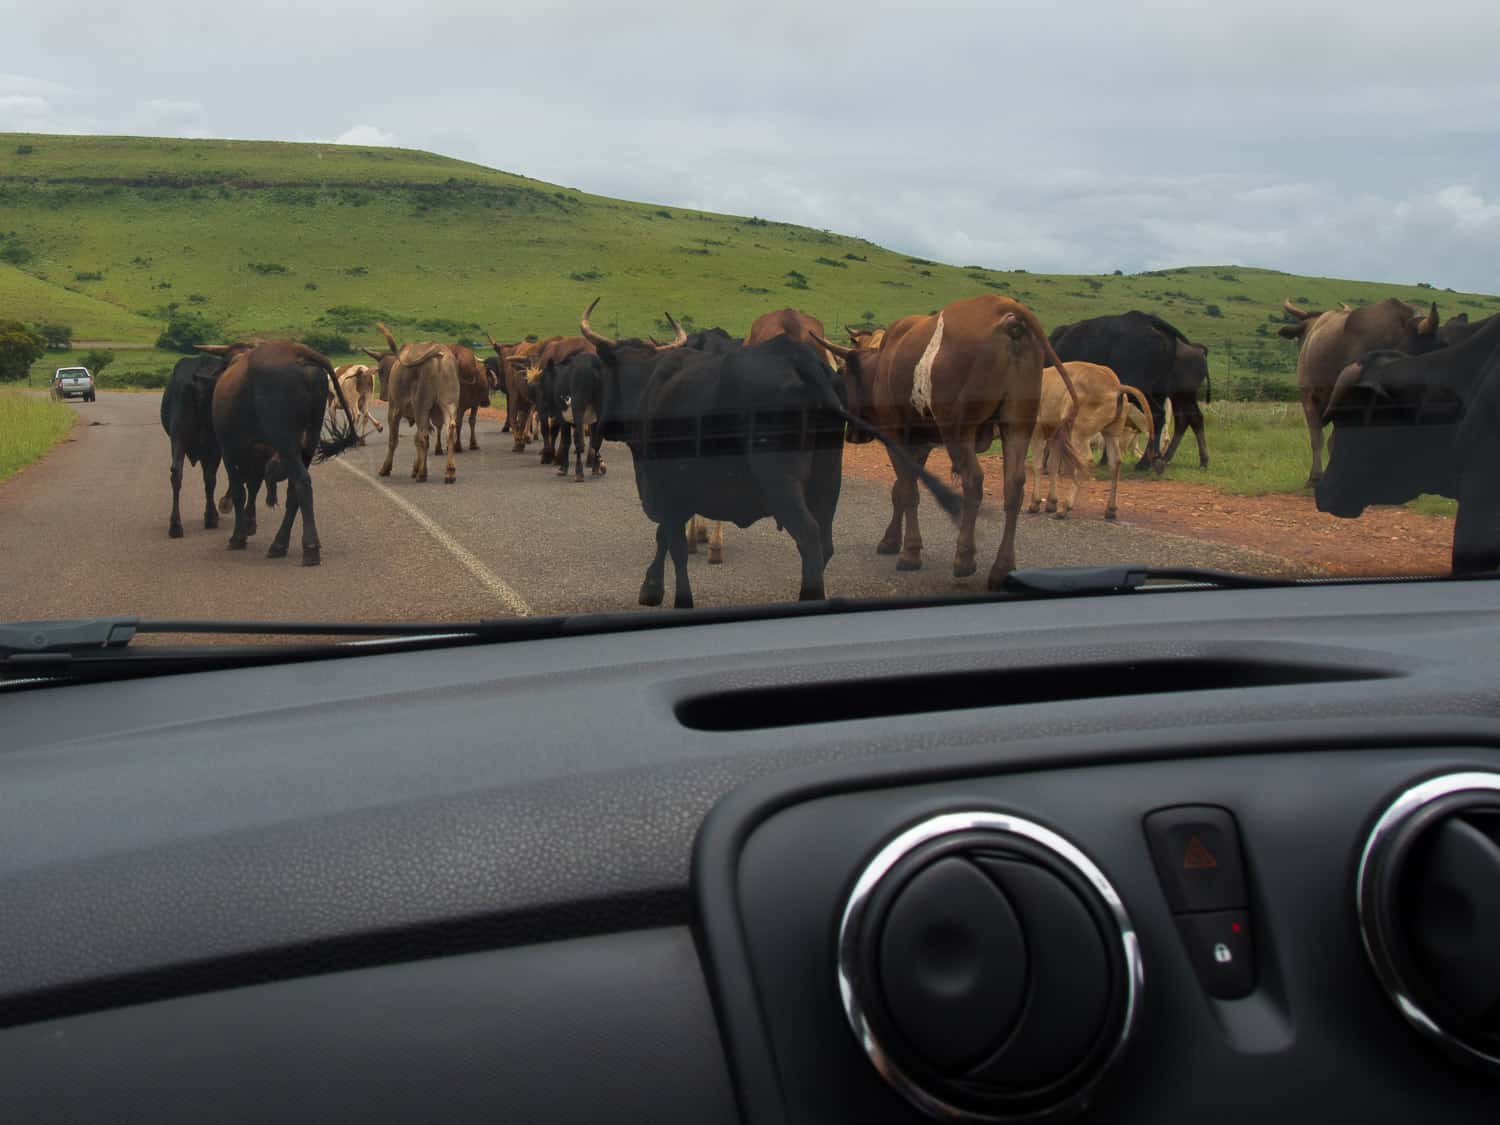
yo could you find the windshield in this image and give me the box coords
[2,2,1496,642]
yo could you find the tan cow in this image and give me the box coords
[331,364,383,445]
[487,333,559,452]
[374,323,460,484]
[1028,363,1154,521]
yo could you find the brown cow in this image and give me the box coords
[1028,363,1153,521]
[847,324,886,350]
[374,323,461,484]
[447,343,490,455]
[814,295,1080,588]
[331,364,383,445]
[1279,297,1442,485]
[487,333,558,452]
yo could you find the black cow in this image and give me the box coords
[1438,312,1495,350]
[205,340,359,566]
[548,352,609,482]
[1049,311,1210,470]
[1317,312,1500,572]
[580,300,959,608]
[160,353,227,538]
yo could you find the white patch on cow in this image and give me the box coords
[911,312,945,417]
[332,456,532,618]
[561,395,574,424]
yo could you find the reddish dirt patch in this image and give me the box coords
[840,444,1453,577]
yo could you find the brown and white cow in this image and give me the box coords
[374,323,461,484]
[1028,363,1153,521]
[815,295,1080,588]
[1279,297,1443,486]
[331,364,383,445]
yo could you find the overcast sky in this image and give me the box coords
[6,0,1500,291]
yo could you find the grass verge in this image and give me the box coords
[0,389,76,483]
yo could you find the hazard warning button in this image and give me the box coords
[1143,806,1249,913]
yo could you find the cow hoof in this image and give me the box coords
[1198,459,1209,470]
[1304,475,1321,488]
[1044,500,1058,513]
[169,524,184,539]
[986,569,1011,592]
[301,548,321,567]
[1026,501,1041,514]
[574,472,585,483]
[356,437,366,447]
[245,520,257,537]
[953,558,978,579]
[639,582,665,607]
[708,550,723,565]
[876,539,901,555]
[1154,461,1167,476]
[228,537,247,551]
[204,516,218,530]
[1105,508,1118,521]
[377,466,392,477]
[673,594,694,610]
[798,586,825,602]
[556,465,568,476]
[594,464,607,476]
[267,543,288,559]
[445,473,455,484]
[468,441,478,451]
[1052,510,1070,521]
[896,555,922,572]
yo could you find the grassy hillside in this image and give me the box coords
[5,132,1498,393]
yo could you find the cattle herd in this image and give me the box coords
[156,289,1499,602]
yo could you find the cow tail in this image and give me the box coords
[1119,383,1155,445]
[1017,306,1087,478]
[316,365,360,463]
[790,349,964,520]
[1204,366,1213,405]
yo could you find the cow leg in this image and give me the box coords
[225,467,249,550]
[511,405,530,453]
[878,474,904,554]
[894,446,933,569]
[245,475,263,537]
[378,413,401,477]
[468,406,479,450]
[1179,395,1210,469]
[1055,439,1082,518]
[1027,431,1045,514]
[588,425,606,475]
[807,438,845,571]
[685,515,698,555]
[666,521,695,610]
[556,421,571,476]
[707,521,725,565]
[266,474,300,559]
[168,437,187,538]
[944,431,985,579]
[571,421,585,482]
[1104,434,1122,520]
[413,423,429,481]
[1453,471,1500,573]
[540,415,555,465]
[1300,389,1325,487]
[443,407,459,485]
[986,418,1034,590]
[1138,394,1167,471]
[640,523,670,607]
[201,452,221,530]
[758,477,827,601]
[1044,438,1060,513]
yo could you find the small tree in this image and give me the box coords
[37,322,72,350]
[300,331,350,356]
[82,348,114,376]
[0,320,46,382]
[156,311,224,353]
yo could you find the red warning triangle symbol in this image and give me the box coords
[1183,836,1218,869]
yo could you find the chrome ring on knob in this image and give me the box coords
[836,810,1144,1123]
[1356,770,1500,1074]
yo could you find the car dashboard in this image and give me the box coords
[3,580,1500,1123]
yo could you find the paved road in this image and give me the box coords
[0,393,1294,627]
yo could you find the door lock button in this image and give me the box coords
[1175,910,1255,999]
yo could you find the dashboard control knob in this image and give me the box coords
[1358,771,1500,1075]
[838,811,1143,1122]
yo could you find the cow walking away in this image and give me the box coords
[1279,298,1443,486]
[544,351,609,482]
[331,364,383,445]
[1318,312,1500,573]
[1028,363,1153,521]
[448,343,492,454]
[814,295,1081,589]
[203,340,358,565]
[487,333,559,453]
[161,353,228,538]
[580,299,960,608]
[374,323,461,484]
[1049,311,1204,472]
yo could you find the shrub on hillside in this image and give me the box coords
[188,293,208,304]
[785,270,809,290]
[0,234,32,266]
[1205,304,1223,317]
[0,321,46,382]
[156,312,224,353]
[301,331,350,356]
[37,323,72,350]
[569,268,604,282]
[814,257,847,268]
[247,261,289,275]
[1231,373,1299,402]
[74,270,103,282]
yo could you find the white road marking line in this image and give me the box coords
[332,458,532,618]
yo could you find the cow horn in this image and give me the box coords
[648,335,663,347]
[1323,361,1366,421]
[809,331,856,360]
[376,322,400,355]
[579,297,616,348]
[1418,301,1439,335]
[1340,302,1353,312]
[485,331,501,353]
[655,311,687,350]
[1282,298,1316,320]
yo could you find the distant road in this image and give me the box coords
[0,393,1294,629]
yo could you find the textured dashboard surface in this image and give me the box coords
[4,581,1500,1015]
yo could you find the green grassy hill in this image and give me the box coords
[4,131,1498,393]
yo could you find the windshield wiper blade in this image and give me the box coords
[1003,565,1297,596]
[0,616,141,656]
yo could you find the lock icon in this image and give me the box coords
[1213,942,1233,963]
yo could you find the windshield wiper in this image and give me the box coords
[1002,565,1298,595]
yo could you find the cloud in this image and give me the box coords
[134,97,210,137]
[333,124,396,147]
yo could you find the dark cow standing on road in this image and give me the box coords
[580,300,959,608]
[546,350,613,482]
[1049,311,1205,471]
[443,343,492,455]
[161,353,228,538]
[528,336,598,466]
[204,340,358,565]
[1318,312,1500,572]
[1279,298,1443,485]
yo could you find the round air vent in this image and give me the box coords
[837,811,1143,1122]
[1357,771,1500,1074]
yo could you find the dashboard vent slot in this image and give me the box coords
[674,658,1390,732]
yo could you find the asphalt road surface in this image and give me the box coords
[0,393,1294,628]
